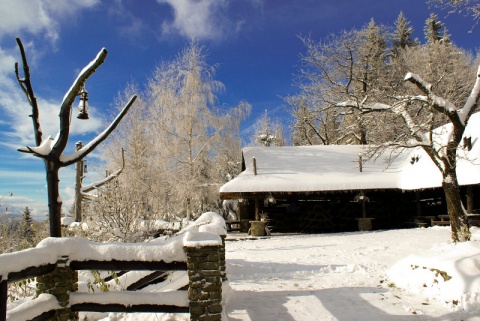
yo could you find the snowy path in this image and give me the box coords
[224,228,480,321]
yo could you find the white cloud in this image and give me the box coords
[157,0,230,40]
[0,45,103,149]
[0,0,99,43]
[0,0,104,148]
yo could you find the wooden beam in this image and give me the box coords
[6,264,56,283]
[70,303,189,313]
[69,260,187,271]
[126,271,170,291]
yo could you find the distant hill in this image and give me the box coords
[0,213,22,222]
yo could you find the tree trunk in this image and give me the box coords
[442,170,470,242]
[46,161,62,237]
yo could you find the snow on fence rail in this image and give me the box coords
[1,212,227,321]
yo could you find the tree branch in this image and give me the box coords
[51,48,108,159]
[82,148,126,193]
[15,38,42,146]
[404,72,458,116]
[458,64,480,124]
[60,95,137,166]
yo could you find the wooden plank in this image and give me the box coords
[28,310,56,321]
[126,271,170,291]
[432,221,450,226]
[69,260,187,271]
[70,303,189,313]
[7,264,56,283]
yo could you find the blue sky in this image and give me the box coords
[0,0,477,219]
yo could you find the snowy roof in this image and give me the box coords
[220,114,480,198]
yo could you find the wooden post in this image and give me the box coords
[416,191,422,216]
[467,185,474,214]
[0,276,7,321]
[253,157,257,175]
[358,154,363,173]
[361,197,366,218]
[74,141,84,222]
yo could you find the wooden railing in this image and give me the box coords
[1,212,227,321]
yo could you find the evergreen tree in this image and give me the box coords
[251,110,285,147]
[21,207,34,246]
[424,13,444,44]
[391,11,418,57]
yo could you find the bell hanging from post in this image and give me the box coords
[77,86,89,120]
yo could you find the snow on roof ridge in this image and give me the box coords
[221,113,480,195]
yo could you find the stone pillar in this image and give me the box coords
[36,256,78,321]
[184,245,223,321]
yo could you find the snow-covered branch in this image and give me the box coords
[60,95,137,166]
[458,64,480,124]
[81,149,125,194]
[51,48,108,159]
[404,72,458,116]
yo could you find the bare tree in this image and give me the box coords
[428,0,480,27]
[15,38,136,237]
[336,17,478,242]
[362,61,480,242]
[289,19,394,146]
[290,13,479,242]
[80,180,151,242]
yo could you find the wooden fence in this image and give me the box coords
[1,213,227,321]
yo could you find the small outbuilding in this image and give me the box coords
[220,114,480,233]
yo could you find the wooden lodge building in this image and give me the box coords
[219,114,480,233]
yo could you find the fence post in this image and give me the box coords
[219,235,227,282]
[36,256,78,321]
[1,276,7,321]
[184,245,223,321]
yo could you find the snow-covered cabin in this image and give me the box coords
[220,114,480,232]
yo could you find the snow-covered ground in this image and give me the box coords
[223,226,480,321]
[95,225,480,321]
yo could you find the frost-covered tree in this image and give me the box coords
[21,207,34,246]
[81,179,151,242]
[250,110,285,147]
[362,61,480,242]
[147,40,250,219]
[290,13,479,242]
[428,0,480,26]
[289,19,392,145]
[424,13,450,44]
[100,39,250,221]
[391,11,419,57]
[340,16,478,242]
[353,31,479,242]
